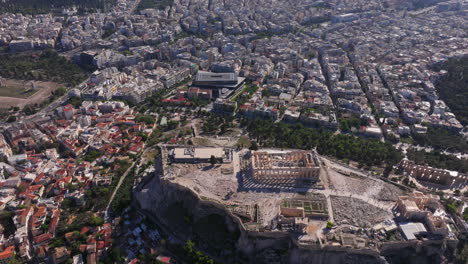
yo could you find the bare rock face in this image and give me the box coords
[290,248,386,264]
[136,176,242,259]
[135,175,387,264]
[380,240,456,264]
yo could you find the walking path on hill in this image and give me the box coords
[104,120,158,221]
[104,162,136,221]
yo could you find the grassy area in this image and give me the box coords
[192,137,211,146]
[237,136,251,148]
[142,148,159,162]
[0,81,37,98]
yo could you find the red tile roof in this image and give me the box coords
[34,233,52,244]
[48,210,60,234]
[79,244,87,253]
[80,226,91,235]
[0,246,14,260]
[156,256,171,264]
[97,241,105,250]
[33,173,46,183]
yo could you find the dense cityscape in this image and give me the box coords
[0,0,467,263]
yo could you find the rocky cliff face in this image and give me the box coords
[380,240,457,264]
[135,175,387,264]
[136,176,242,260]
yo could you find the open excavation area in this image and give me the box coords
[0,79,61,108]
[331,196,393,228]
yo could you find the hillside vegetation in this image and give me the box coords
[241,118,402,167]
[413,128,468,153]
[432,56,468,126]
[407,149,468,173]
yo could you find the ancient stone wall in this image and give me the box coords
[399,160,468,187]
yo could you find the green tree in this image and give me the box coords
[0,211,16,237]
[279,105,286,116]
[7,256,22,264]
[456,244,468,264]
[184,240,195,254]
[447,203,458,214]
[184,240,215,264]
[6,116,16,123]
[55,87,67,96]
[69,97,83,108]
[249,141,258,150]
[210,155,216,166]
[135,114,155,125]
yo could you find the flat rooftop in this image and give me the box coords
[401,199,419,212]
[173,147,224,160]
[399,222,427,240]
[195,71,237,82]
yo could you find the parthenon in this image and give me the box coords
[250,150,321,183]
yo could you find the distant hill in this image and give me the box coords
[0,0,115,14]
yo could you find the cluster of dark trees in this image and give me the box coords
[338,114,368,132]
[407,149,468,173]
[202,114,234,134]
[136,87,172,112]
[83,185,111,211]
[136,0,173,12]
[240,118,402,167]
[82,149,103,162]
[412,127,468,153]
[0,0,114,14]
[53,211,104,255]
[233,84,259,106]
[146,128,163,146]
[110,165,135,215]
[432,56,468,126]
[0,211,16,238]
[456,234,468,264]
[183,240,216,264]
[55,209,104,244]
[135,114,156,125]
[0,50,88,86]
[109,152,155,216]
[68,97,83,108]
